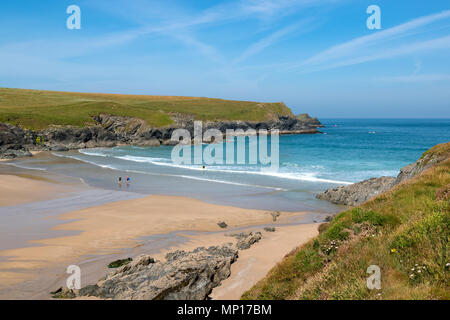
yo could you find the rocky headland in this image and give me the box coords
[316,144,450,206]
[0,113,323,159]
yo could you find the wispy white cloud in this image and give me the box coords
[239,0,338,17]
[233,22,309,64]
[171,33,225,64]
[308,35,450,72]
[288,10,450,72]
[80,0,339,63]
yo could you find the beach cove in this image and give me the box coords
[0,160,323,299]
[1,119,449,299]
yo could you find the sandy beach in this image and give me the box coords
[0,174,74,206]
[0,167,321,299]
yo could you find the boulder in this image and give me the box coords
[0,147,32,159]
[236,232,262,250]
[50,145,69,152]
[107,257,133,268]
[76,244,238,300]
[269,211,280,221]
[217,221,228,229]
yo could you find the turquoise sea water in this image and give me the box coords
[12,119,450,212]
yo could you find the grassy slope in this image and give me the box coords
[243,142,450,300]
[0,88,293,130]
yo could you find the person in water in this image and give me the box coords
[118,177,122,187]
[126,176,130,188]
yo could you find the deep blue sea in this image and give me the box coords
[14,119,450,212]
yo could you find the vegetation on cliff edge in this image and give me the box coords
[0,88,293,130]
[243,142,450,300]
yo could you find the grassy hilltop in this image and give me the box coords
[0,88,293,130]
[244,142,450,300]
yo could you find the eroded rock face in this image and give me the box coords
[0,122,33,158]
[77,244,238,300]
[236,232,262,250]
[58,232,266,300]
[395,152,449,184]
[316,145,450,206]
[295,113,324,127]
[0,113,322,158]
[316,176,396,206]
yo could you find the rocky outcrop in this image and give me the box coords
[0,113,322,158]
[52,232,265,300]
[316,177,396,206]
[226,231,263,249]
[295,113,324,127]
[236,232,262,250]
[317,143,450,206]
[0,122,33,159]
[395,150,449,184]
[75,244,238,300]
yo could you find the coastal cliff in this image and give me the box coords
[0,113,322,158]
[0,88,323,158]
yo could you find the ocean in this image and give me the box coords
[11,119,450,212]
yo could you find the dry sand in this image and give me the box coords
[153,224,319,300]
[211,224,318,299]
[0,188,307,283]
[0,172,320,299]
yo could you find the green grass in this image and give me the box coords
[243,142,450,300]
[0,88,293,130]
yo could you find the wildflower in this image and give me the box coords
[391,248,397,253]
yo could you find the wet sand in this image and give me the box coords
[0,174,74,206]
[0,165,325,300]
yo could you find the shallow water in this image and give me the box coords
[8,119,450,212]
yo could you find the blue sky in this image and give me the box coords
[1,0,449,118]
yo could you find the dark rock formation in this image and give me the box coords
[0,122,33,159]
[264,227,276,232]
[76,244,238,300]
[51,287,76,299]
[107,257,133,268]
[217,221,228,229]
[295,113,324,127]
[316,177,396,206]
[0,113,323,158]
